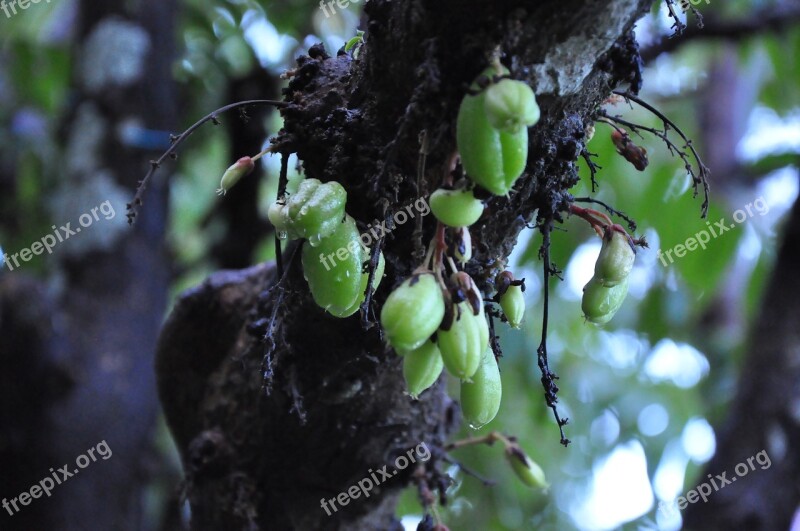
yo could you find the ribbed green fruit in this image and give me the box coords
[439,302,485,380]
[581,276,629,325]
[336,250,385,318]
[268,178,347,245]
[499,285,525,329]
[594,230,635,287]
[430,188,484,227]
[302,216,364,316]
[483,79,540,133]
[402,340,444,399]
[457,67,528,196]
[460,350,502,429]
[381,272,445,352]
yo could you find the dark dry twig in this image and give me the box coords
[537,219,570,446]
[601,90,711,217]
[126,99,287,224]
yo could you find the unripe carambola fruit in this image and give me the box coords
[594,229,635,287]
[499,284,525,329]
[430,188,484,227]
[457,67,529,196]
[403,339,444,399]
[302,215,364,316]
[476,302,489,352]
[505,448,548,488]
[460,350,502,429]
[439,302,486,380]
[336,250,385,318]
[268,178,347,245]
[381,272,445,352]
[581,276,629,325]
[483,79,540,133]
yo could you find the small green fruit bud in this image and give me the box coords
[581,276,628,325]
[483,79,540,133]
[594,229,635,287]
[439,302,486,380]
[381,272,445,352]
[402,340,444,399]
[505,447,548,488]
[459,350,502,429]
[499,285,525,328]
[217,156,255,196]
[430,188,484,227]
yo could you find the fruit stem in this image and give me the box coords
[444,430,516,451]
[445,255,459,276]
[422,238,436,271]
[251,145,274,162]
[431,222,448,288]
[442,149,458,188]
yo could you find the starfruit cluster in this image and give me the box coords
[381,267,526,429]
[581,226,636,325]
[456,64,540,196]
[265,178,385,318]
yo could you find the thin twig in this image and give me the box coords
[414,131,429,263]
[275,153,290,279]
[126,99,287,224]
[581,150,601,193]
[641,5,800,62]
[603,91,711,217]
[261,243,300,395]
[664,0,687,37]
[441,455,496,487]
[537,220,570,447]
[572,196,637,232]
[360,234,385,330]
[486,306,504,362]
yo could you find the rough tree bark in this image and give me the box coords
[155,0,652,528]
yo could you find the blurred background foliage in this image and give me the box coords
[1,0,799,529]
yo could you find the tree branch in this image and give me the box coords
[642,5,800,62]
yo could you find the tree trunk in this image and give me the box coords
[155,0,652,528]
[0,0,177,529]
[684,187,800,530]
